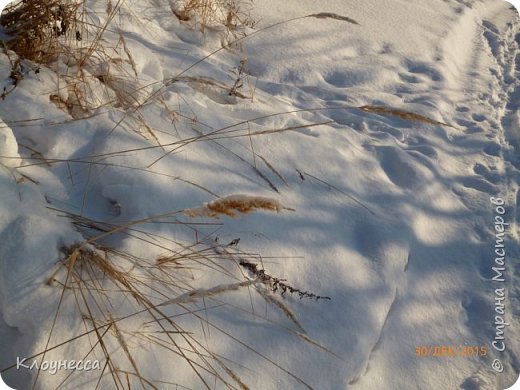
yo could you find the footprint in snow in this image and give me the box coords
[455,118,483,134]
[477,250,501,281]
[323,69,371,88]
[472,113,486,122]
[461,295,493,338]
[404,60,443,82]
[376,146,426,189]
[455,105,470,113]
[473,163,500,184]
[368,122,405,142]
[405,144,438,159]
[483,142,502,157]
[460,176,499,195]
[352,219,388,262]
[398,72,423,84]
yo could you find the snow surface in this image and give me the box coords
[0,0,519,389]
[0,120,18,168]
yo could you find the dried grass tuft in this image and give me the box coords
[172,0,255,35]
[18,211,325,389]
[183,194,291,218]
[1,0,172,132]
[307,12,359,25]
[359,105,457,128]
[39,238,254,389]
[1,0,83,64]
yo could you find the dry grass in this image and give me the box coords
[308,12,359,24]
[172,0,256,35]
[0,0,83,64]
[43,241,241,389]
[0,202,325,388]
[228,57,256,99]
[1,0,162,120]
[0,3,368,388]
[359,105,458,128]
[183,194,291,218]
[35,228,247,388]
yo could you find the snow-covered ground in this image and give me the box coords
[0,0,519,389]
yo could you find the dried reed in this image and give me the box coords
[183,194,291,218]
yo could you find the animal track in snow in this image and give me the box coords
[473,163,500,184]
[461,295,492,338]
[323,69,371,88]
[405,60,443,82]
[398,73,422,84]
[472,113,486,122]
[456,105,470,113]
[483,142,501,157]
[369,122,404,141]
[455,118,483,134]
[460,176,498,194]
[376,146,425,189]
[405,145,438,159]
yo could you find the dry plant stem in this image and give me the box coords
[59,245,223,389]
[19,105,439,163]
[239,259,331,301]
[6,110,336,165]
[31,207,184,388]
[78,0,125,67]
[206,291,341,358]
[2,250,323,388]
[146,120,333,167]
[183,194,289,218]
[33,195,290,388]
[359,105,459,128]
[256,289,304,332]
[8,104,444,215]
[176,302,315,389]
[1,0,82,63]
[300,171,377,216]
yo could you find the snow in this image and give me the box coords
[0,0,519,389]
[0,121,18,167]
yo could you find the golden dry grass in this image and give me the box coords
[0,203,324,389]
[359,105,457,128]
[173,0,255,34]
[1,0,159,118]
[38,235,255,389]
[183,194,290,218]
[0,0,83,64]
